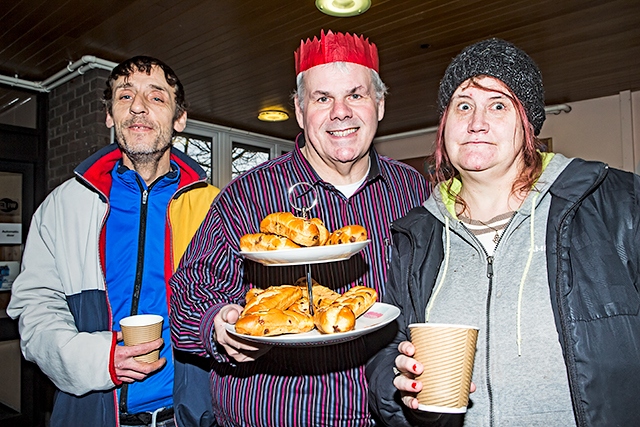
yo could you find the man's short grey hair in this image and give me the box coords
[293,62,388,111]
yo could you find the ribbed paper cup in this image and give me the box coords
[409,323,479,413]
[119,314,164,363]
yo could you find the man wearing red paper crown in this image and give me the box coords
[170,30,429,426]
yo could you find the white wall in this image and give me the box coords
[539,93,629,171]
[376,90,639,174]
[374,133,435,161]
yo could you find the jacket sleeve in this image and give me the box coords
[170,184,220,427]
[169,196,247,361]
[6,186,117,396]
[366,219,445,427]
[169,183,220,268]
[366,255,413,426]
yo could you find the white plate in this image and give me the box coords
[225,302,400,347]
[240,240,371,266]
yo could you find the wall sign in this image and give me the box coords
[0,223,21,244]
[0,198,18,213]
[0,261,20,291]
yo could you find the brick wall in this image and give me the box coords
[47,68,111,191]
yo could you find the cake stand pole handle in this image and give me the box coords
[306,263,314,315]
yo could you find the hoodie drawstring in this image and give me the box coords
[426,192,539,355]
[516,192,539,356]
[426,216,451,322]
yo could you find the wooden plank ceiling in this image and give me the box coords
[1,0,639,140]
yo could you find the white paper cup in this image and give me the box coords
[119,314,164,363]
[409,323,479,413]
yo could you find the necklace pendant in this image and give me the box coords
[493,232,500,245]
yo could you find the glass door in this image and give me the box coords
[0,162,33,306]
[0,170,24,293]
[0,160,40,426]
[0,85,48,426]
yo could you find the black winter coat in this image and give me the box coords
[367,158,640,427]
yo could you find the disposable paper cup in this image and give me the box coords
[119,314,164,363]
[409,323,479,413]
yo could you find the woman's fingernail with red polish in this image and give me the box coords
[412,364,417,372]
[411,382,417,389]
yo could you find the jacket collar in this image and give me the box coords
[74,144,208,198]
[548,157,608,203]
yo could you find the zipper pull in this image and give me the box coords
[383,237,392,266]
[486,255,494,279]
[142,189,148,205]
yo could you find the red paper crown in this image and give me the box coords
[294,30,379,75]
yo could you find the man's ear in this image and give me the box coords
[105,113,114,129]
[294,96,304,130]
[173,111,187,132]
[377,97,385,122]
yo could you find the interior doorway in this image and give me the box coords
[0,88,49,426]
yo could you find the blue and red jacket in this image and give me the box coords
[8,143,219,426]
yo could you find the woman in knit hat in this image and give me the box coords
[367,38,640,426]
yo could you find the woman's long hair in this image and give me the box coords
[431,77,545,213]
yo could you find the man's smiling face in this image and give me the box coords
[106,65,186,165]
[295,62,384,168]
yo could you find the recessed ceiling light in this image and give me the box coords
[316,0,371,17]
[258,110,289,122]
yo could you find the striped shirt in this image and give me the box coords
[170,134,430,427]
[458,211,515,255]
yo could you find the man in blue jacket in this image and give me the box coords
[8,56,219,427]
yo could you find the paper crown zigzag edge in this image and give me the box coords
[294,30,379,75]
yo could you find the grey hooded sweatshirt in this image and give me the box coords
[421,153,574,426]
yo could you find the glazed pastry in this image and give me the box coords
[235,308,314,336]
[239,232,300,251]
[241,285,302,316]
[310,218,330,245]
[331,285,378,317]
[313,304,357,334]
[235,283,376,336]
[292,277,341,313]
[313,285,377,334]
[326,225,368,245]
[260,212,325,247]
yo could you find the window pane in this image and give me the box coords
[0,88,37,129]
[232,142,269,178]
[173,133,213,182]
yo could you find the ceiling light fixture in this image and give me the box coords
[258,110,289,122]
[316,0,371,17]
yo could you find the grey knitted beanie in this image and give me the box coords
[438,38,545,135]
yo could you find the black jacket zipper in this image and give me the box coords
[130,181,150,316]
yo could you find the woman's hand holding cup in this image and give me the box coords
[394,340,424,410]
